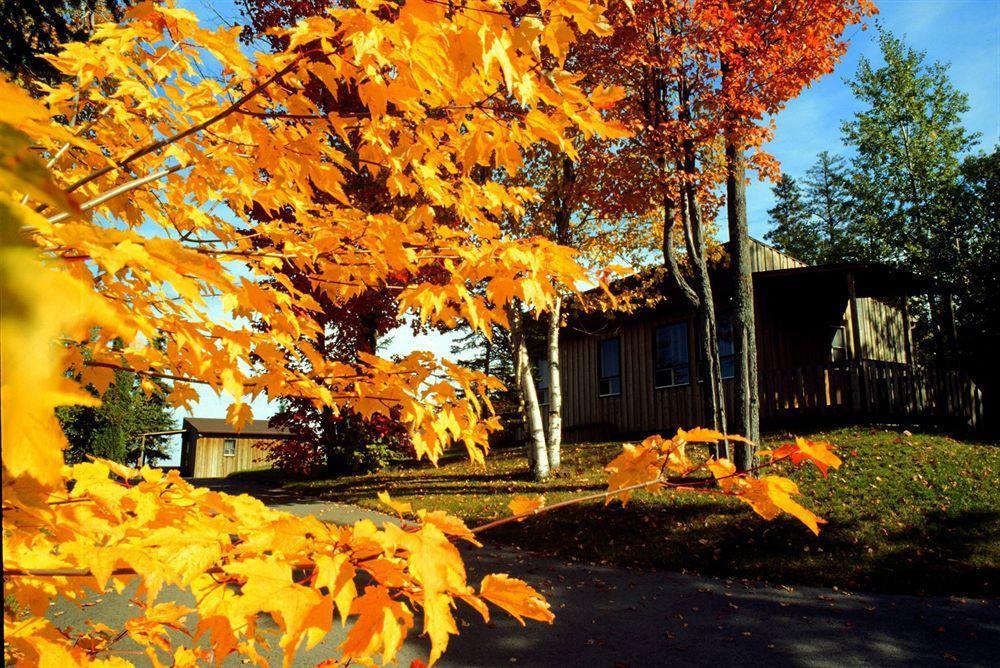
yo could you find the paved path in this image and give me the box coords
[53,480,1000,667]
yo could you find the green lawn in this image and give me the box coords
[287,428,1000,596]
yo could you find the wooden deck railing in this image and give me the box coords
[760,361,983,430]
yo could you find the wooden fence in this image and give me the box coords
[760,361,983,430]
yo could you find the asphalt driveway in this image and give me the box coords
[50,479,1000,667]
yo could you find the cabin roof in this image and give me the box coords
[182,417,291,437]
[754,261,944,298]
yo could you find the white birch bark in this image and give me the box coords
[546,295,562,471]
[510,305,548,480]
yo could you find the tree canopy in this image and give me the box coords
[3,1,864,665]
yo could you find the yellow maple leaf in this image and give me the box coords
[339,585,415,665]
[604,443,663,505]
[729,475,827,536]
[314,553,358,625]
[675,427,752,444]
[377,490,413,517]
[417,509,483,547]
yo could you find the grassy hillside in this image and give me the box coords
[288,428,1000,596]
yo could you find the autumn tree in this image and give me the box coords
[569,2,733,449]
[696,0,875,468]
[504,123,654,478]
[4,2,848,665]
[2,1,618,661]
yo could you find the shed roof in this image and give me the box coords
[182,417,291,437]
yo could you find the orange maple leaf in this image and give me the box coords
[479,574,554,626]
[507,494,545,518]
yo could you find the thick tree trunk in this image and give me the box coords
[726,137,760,470]
[510,304,548,480]
[546,295,562,471]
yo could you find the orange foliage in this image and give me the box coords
[2,1,854,665]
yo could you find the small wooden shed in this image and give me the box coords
[180,417,290,478]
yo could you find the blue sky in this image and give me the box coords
[744,0,1000,233]
[162,0,999,462]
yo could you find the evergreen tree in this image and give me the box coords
[765,175,819,264]
[56,369,175,465]
[951,148,1000,422]
[803,151,855,262]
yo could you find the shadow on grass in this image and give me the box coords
[477,501,1000,597]
[871,508,1000,595]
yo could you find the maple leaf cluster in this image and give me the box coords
[1,0,619,663]
[2,0,863,664]
[604,429,842,535]
[4,460,553,666]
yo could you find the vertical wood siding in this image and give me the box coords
[192,436,277,478]
[561,292,912,440]
[561,315,721,442]
[848,297,907,363]
[747,238,807,272]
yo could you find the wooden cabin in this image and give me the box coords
[544,239,982,442]
[180,417,291,478]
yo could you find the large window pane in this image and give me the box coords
[653,322,690,388]
[599,338,621,397]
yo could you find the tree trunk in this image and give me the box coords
[683,173,728,459]
[546,295,562,471]
[510,304,548,480]
[542,154,574,473]
[726,137,760,470]
[510,311,531,466]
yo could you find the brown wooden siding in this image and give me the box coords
[560,314,738,442]
[558,291,962,440]
[848,297,907,363]
[747,238,807,272]
[191,436,276,478]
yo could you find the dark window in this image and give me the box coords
[536,360,550,405]
[223,438,236,457]
[717,315,735,380]
[831,325,848,362]
[598,338,621,397]
[654,322,690,388]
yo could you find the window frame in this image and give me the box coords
[716,314,736,381]
[223,438,237,457]
[536,359,550,406]
[652,321,691,389]
[830,324,848,363]
[598,336,622,398]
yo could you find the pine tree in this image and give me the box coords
[56,369,175,465]
[803,151,855,262]
[766,175,820,264]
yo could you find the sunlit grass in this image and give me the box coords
[288,427,1000,596]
